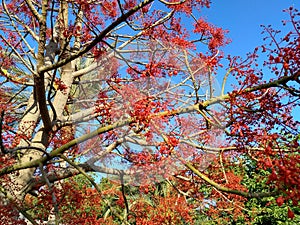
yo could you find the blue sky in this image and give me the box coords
[202,0,299,56]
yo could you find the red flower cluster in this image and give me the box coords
[194,18,229,51]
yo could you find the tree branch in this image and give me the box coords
[24,0,42,22]
[39,0,154,73]
[184,160,279,198]
[1,71,298,176]
[35,0,52,131]
[24,162,135,194]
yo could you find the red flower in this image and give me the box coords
[276,196,284,206]
[288,207,295,219]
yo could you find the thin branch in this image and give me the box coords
[120,173,130,221]
[0,110,8,154]
[0,34,36,75]
[159,0,185,5]
[11,14,39,41]
[219,151,228,183]
[2,2,36,57]
[24,0,42,22]
[183,160,279,198]
[39,163,60,224]
[24,163,133,193]
[221,68,233,95]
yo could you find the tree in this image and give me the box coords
[0,0,299,224]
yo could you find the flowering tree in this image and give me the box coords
[0,0,299,224]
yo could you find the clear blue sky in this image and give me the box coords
[202,0,299,56]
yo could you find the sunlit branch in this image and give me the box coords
[244,71,300,92]
[59,107,98,125]
[183,160,279,198]
[165,178,189,197]
[24,162,134,194]
[219,152,228,183]
[11,14,39,41]
[221,68,233,95]
[24,0,42,22]
[208,68,213,98]
[86,137,124,164]
[180,140,295,153]
[184,50,200,102]
[159,0,185,5]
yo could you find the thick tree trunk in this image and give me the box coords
[7,0,73,213]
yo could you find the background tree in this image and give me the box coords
[0,0,299,224]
